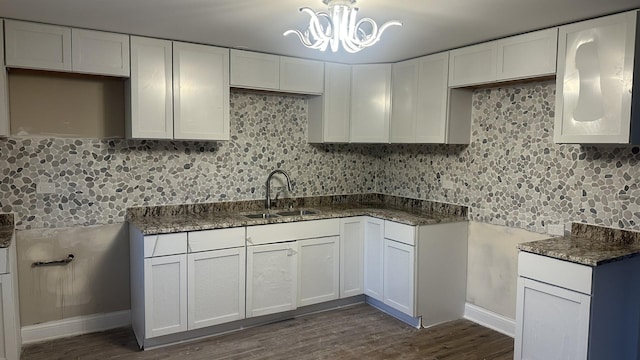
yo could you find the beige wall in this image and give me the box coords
[8,69,125,138]
[16,223,130,326]
[466,221,550,319]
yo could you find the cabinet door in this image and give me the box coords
[363,217,384,301]
[127,36,173,139]
[173,42,230,140]
[298,236,339,307]
[71,29,130,77]
[230,49,279,90]
[448,41,497,87]
[4,20,72,71]
[319,62,351,143]
[554,11,637,144]
[246,242,298,317]
[497,28,557,81]
[340,217,364,298]
[0,273,18,360]
[515,277,590,360]
[416,52,450,143]
[144,254,188,338]
[383,239,415,316]
[187,248,245,329]
[350,64,391,143]
[0,20,10,137]
[280,57,324,94]
[390,59,419,143]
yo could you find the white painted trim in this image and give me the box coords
[464,303,515,338]
[21,310,131,344]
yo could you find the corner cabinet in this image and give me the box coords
[0,20,10,137]
[515,251,640,360]
[554,10,640,144]
[127,36,230,141]
[350,64,392,143]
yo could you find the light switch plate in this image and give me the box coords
[37,182,56,194]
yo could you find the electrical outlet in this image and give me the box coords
[37,182,56,194]
[547,224,565,236]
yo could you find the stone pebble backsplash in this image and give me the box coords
[2,81,639,233]
[378,80,640,233]
[0,91,379,229]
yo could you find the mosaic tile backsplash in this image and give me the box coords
[378,80,640,233]
[1,92,378,229]
[2,81,639,233]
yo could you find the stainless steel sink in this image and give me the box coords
[276,209,318,216]
[244,213,280,219]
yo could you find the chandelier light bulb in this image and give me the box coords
[284,0,402,53]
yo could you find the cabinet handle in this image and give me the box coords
[246,237,253,245]
[287,248,297,256]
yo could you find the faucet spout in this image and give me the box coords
[265,169,292,210]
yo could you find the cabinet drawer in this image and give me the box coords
[246,219,340,245]
[518,251,592,294]
[384,221,415,246]
[188,227,245,252]
[144,232,188,257]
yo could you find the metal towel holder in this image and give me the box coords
[32,254,75,267]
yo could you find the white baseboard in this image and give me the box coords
[21,310,131,344]
[464,303,515,338]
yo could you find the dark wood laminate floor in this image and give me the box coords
[22,304,514,360]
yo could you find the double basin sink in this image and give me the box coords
[244,209,317,219]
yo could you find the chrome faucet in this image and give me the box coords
[265,169,292,210]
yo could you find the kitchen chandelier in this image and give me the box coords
[283,0,402,53]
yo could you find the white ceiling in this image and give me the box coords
[1,0,639,64]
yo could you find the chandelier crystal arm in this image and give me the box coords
[283,0,402,53]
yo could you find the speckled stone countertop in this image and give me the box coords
[127,194,468,235]
[518,223,640,266]
[0,214,15,248]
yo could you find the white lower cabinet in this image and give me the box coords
[515,251,640,360]
[383,239,415,315]
[187,247,245,329]
[339,217,364,298]
[246,242,299,317]
[0,236,20,360]
[144,254,188,338]
[298,236,340,307]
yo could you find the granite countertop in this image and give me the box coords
[127,195,468,236]
[0,214,15,248]
[518,223,640,266]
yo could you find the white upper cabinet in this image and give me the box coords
[230,50,280,90]
[71,29,130,77]
[280,57,324,94]
[449,41,497,87]
[554,10,639,144]
[128,38,230,141]
[230,49,323,94]
[497,28,557,81]
[5,20,129,77]
[173,42,230,140]
[350,64,391,143]
[449,27,558,87]
[4,20,72,72]
[0,20,10,137]
[127,36,173,139]
[391,52,452,144]
[308,62,352,143]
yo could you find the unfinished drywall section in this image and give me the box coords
[16,223,130,326]
[8,69,125,138]
[466,221,549,319]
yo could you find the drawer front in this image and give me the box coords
[384,220,415,246]
[518,251,592,294]
[188,227,245,252]
[246,219,340,246]
[144,232,188,258]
